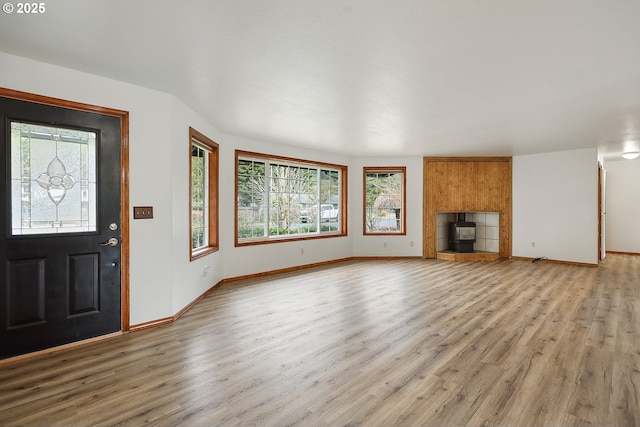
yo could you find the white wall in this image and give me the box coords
[350,156,423,257]
[604,159,640,253]
[169,98,225,315]
[512,148,599,264]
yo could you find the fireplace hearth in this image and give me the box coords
[448,213,476,253]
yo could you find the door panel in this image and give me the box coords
[6,258,46,328]
[1,96,122,359]
[68,253,100,316]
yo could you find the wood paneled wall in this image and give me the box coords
[423,157,512,258]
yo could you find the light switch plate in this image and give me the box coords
[133,206,153,219]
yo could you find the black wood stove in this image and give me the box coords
[448,213,476,253]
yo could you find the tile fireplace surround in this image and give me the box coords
[436,212,500,253]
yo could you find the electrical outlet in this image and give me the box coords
[410,241,414,247]
[300,248,304,255]
[202,266,211,277]
[531,242,536,247]
[383,242,387,248]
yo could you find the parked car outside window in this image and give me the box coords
[300,203,338,223]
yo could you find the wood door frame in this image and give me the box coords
[598,162,603,261]
[1,87,130,332]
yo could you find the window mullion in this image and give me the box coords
[316,168,321,232]
[264,160,270,238]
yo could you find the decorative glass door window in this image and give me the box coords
[10,121,97,235]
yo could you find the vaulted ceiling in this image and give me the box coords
[1,0,639,159]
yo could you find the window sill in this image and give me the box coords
[190,246,218,261]
[364,231,407,236]
[236,232,346,247]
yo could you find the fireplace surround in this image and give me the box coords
[436,212,500,254]
[423,157,512,259]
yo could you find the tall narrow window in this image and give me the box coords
[363,167,406,235]
[190,127,218,260]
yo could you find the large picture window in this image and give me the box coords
[363,167,406,235]
[236,151,347,245]
[190,127,218,260]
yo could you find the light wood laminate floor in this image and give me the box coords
[1,255,639,426]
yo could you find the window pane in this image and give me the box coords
[10,122,97,235]
[191,145,208,250]
[319,169,340,232]
[364,169,405,234]
[297,168,318,233]
[237,159,267,238]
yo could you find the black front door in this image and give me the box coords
[0,96,122,359]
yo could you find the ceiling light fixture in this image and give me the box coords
[622,151,640,160]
